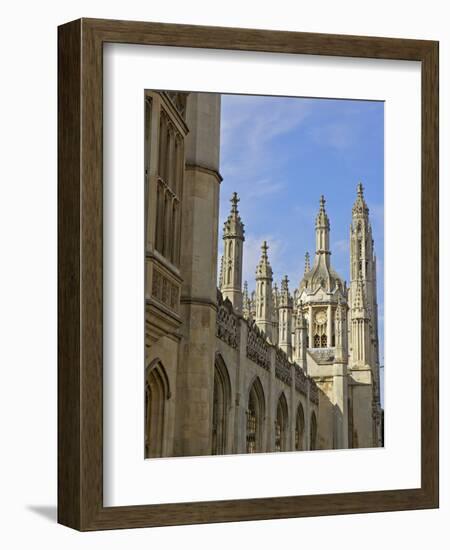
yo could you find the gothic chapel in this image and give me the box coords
[145,90,383,458]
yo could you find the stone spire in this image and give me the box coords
[278,275,293,358]
[255,241,273,340]
[242,280,251,319]
[352,182,370,219]
[315,195,330,258]
[304,251,311,274]
[221,192,245,312]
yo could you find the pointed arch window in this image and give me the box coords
[275,393,288,452]
[212,356,231,455]
[246,378,265,453]
[295,402,305,451]
[145,361,170,458]
[151,102,184,267]
[321,334,327,347]
[310,411,318,450]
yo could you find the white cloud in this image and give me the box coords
[309,122,356,151]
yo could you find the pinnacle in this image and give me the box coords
[230,191,240,213]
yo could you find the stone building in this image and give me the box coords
[144,90,383,458]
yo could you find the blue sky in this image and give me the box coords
[218,94,384,403]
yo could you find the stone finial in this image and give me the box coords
[256,240,273,281]
[304,251,311,273]
[352,181,369,218]
[230,191,240,214]
[223,192,245,239]
[261,240,268,258]
[281,275,289,293]
[315,195,330,229]
[243,280,249,299]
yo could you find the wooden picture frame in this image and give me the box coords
[58,18,439,531]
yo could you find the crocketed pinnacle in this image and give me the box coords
[256,240,273,280]
[315,195,330,230]
[352,182,369,218]
[223,192,245,239]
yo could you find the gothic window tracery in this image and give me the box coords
[246,378,265,453]
[295,403,305,451]
[275,393,288,452]
[152,105,184,266]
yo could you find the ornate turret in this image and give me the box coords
[300,196,345,293]
[315,195,330,255]
[349,182,378,365]
[255,241,273,340]
[221,192,245,312]
[278,275,293,358]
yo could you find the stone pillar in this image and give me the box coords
[290,364,296,450]
[308,304,314,347]
[175,92,222,457]
[327,304,333,347]
[235,321,248,454]
[267,346,276,452]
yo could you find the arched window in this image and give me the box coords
[314,334,321,347]
[212,355,231,455]
[321,334,327,347]
[295,402,305,451]
[145,360,170,458]
[275,393,289,452]
[246,378,265,453]
[310,411,318,450]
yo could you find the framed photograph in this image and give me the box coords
[58,18,439,530]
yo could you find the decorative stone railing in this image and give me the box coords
[309,347,335,363]
[216,290,239,349]
[309,379,319,404]
[294,363,308,395]
[275,348,292,386]
[246,321,270,371]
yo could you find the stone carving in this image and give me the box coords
[309,379,319,404]
[151,267,180,313]
[275,348,292,385]
[246,320,270,371]
[309,347,335,363]
[165,91,189,118]
[216,289,240,349]
[294,363,308,395]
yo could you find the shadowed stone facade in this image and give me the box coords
[145,91,382,458]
